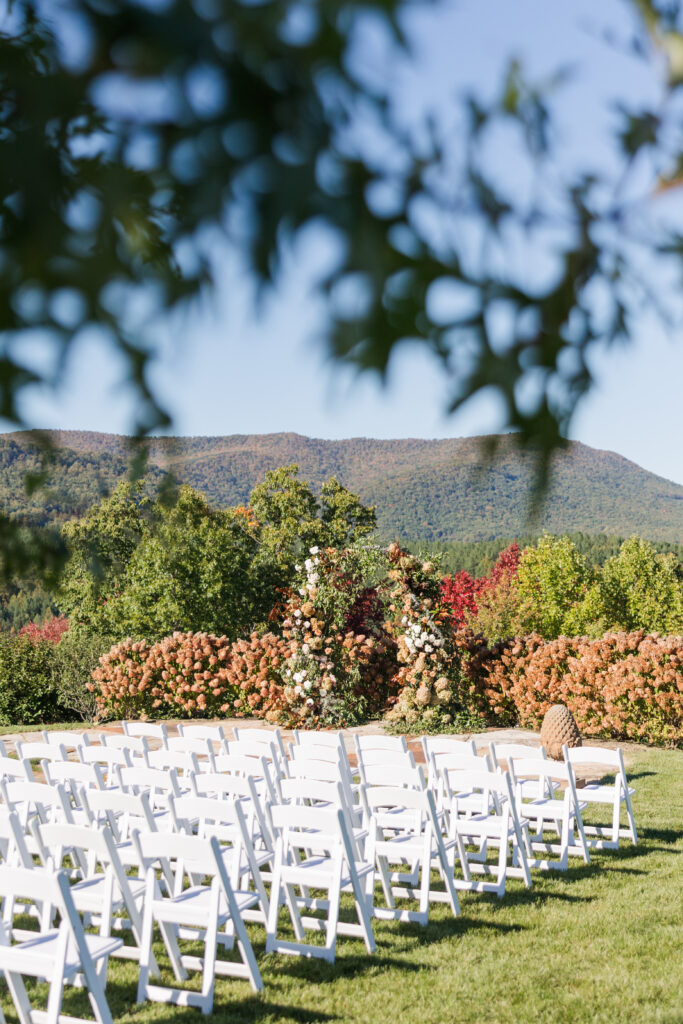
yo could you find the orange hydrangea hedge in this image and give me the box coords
[89,624,682,745]
[89,632,234,720]
[466,630,683,746]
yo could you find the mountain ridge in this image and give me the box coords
[1,430,682,543]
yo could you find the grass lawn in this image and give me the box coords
[2,746,681,1024]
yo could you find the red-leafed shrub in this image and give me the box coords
[441,544,520,627]
[19,615,70,644]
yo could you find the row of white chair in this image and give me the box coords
[0,723,638,1022]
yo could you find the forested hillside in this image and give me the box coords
[2,431,683,543]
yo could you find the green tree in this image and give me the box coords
[594,536,683,634]
[249,466,375,579]
[515,535,595,639]
[59,483,149,630]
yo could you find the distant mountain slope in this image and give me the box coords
[2,431,683,542]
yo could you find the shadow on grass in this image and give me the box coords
[105,984,339,1024]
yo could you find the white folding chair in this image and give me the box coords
[445,769,532,896]
[287,751,357,820]
[0,755,33,784]
[80,787,174,892]
[101,733,151,763]
[363,784,460,925]
[0,864,121,1024]
[266,797,376,962]
[177,723,227,751]
[213,752,281,804]
[232,725,287,761]
[563,745,637,848]
[31,821,157,972]
[133,830,263,1012]
[169,793,271,925]
[122,721,169,749]
[146,747,200,785]
[166,735,216,772]
[508,756,590,871]
[490,741,550,804]
[116,765,182,826]
[422,736,477,761]
[15,741,68,767]
[227,738,289,785]
[42,761,106,827]
[79,745,133,787]
[190,771,273,861]
[41,730,91,751]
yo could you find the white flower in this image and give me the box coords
[302,643,310,654]
[306,697,314,705]
[294,685,302,695]
[319,688,327,697]
[303,621,310,629]
[309,546,319,555]
[304,680,312,691]
[295,564,302,572]
[424,644,433,653]
[294,609,302,618]
[298,587,306,595]
[329,674,336,683]
[401,616,407,625]
[304,558,313,571]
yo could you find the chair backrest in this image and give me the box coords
[289,742,344,766]
[508,755,580,806]
[102,732,150,757]
[359,760,425,790]
[213,752,279,802]
[232,726,286,759]
[42,730,91,750]
[177,723,227,746]
[167,735,216,768]
[0,778,73,825]
[80,786,158,841]
[190,770,271,844]
[362,783,438,836]
[147,747,200,776]
[293,729,344,749]
[133,828,230,896]
[563,745,629,789]
[0,740,6,759]
[80,745,133,769]
[33,820,115,874]
[116,764,182,806]
[421,736,477,760]
[43,759,106,792]
[430,751,492,800]
[562,745,622,768]
[0,807,34,867]
[355,734,407,755]
[489,742,546,772]
[122,721,169,747]
[0,754,33,782]
[15,740,68,764]
[270,800,349,860]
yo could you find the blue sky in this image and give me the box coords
[11,0,683,487]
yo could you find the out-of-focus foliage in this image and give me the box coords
[2,2,683,577]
